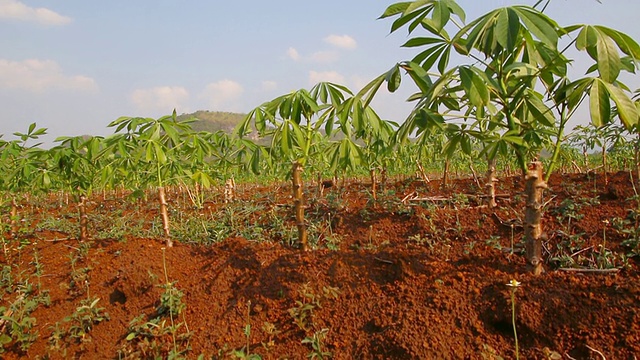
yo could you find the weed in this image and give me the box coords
[288,283,339,333]
[260,321,280,353]
[463,241,476,255]
[64,297,110,342]
[302,328,332,359]
[554,198,584,234]
[47,322,67,356]
[36,213,79,236]
[122,315,191,359]
[68,262,91,297]
[0,293,39,353]
[121,248,192,359]
[408,233,451,261]
[485,236,502,250]
[31,243,44,292]
[480,344,504,360]
[229,301,261,360]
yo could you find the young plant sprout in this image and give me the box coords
[506,279,521,360]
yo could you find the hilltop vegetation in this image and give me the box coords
[177,110,247,134]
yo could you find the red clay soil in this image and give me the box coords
[1,171,639,359]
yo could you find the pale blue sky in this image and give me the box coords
[1,0,639,142]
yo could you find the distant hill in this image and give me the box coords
[177,110,247,134]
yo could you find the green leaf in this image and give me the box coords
[459,67,488,107]
[595,31,621,82]
[525,91,555,127]
[443,0,465,23]
[596,25,640,61]
[513,6,558,48]
[603,82,638,129]
[386,65,402,92]
[402,37,443,47]
[496,8,520,50]
[576,25,598,52]
[432,1,450,32]
[589,80,611,128]
[379,2,410,19]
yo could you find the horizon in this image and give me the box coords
[1,0,639,144]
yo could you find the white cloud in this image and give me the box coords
[0,0,71,25]
[0,59,97,92]
[324,34,357,50]
[286,47,300,61]
[309,50,339,64]
[130,86,189,113]
[309,70,345,85]
[200,79,244,111]
[261,80,277,92]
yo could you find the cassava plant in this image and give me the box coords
[51,135,106,241]
[0,124,51,238]
[365,0,639,273]
[237,82,374,250]
[105,110,194,247]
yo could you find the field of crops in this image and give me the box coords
[3,0,640,358]
[0,169,638,359]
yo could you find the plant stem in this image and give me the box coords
[511,289,519,360]
[161,247,178,355]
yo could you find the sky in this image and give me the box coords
[1,0,640,144]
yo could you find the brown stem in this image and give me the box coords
[416,160,430,183]
[583,147,589,169]
[10,196,18,238]
[602,145,608,186]
[224,178,235,204]
[442,159,450,190]
[370,168,377,201]
[158,186,172,247]
[380,167,387,191]
[469,163,481,188]
[317,172,324,197]
[486,158,498,208]
[292,162,307,250]
[524,161,547,275]
[636,136,640,189]
[78,195,88,241]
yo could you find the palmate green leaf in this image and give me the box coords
[576,25,598,53]
[443,0,465,23]
[496,8,520,50]
[406,0,432,14]
[405,61,434,94]
[525,91,555,127]
[589,79,610,128]
[443,134,460,159]
[462,10,496,55]
[291,121,306,150]
[379,1,411,19]
[596,26,640,61]
[402,37,443,48]
[383,1,464,36]
[389,4,427,34]
[324,111,335,137]
[153,142,167,164]
[596,31,621,82]
[459,66,489,108]
[413,42,448,72]
[512,6,558,48]
[432,1,450,32]
[280,121,291,156]
[604,82,638,129]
